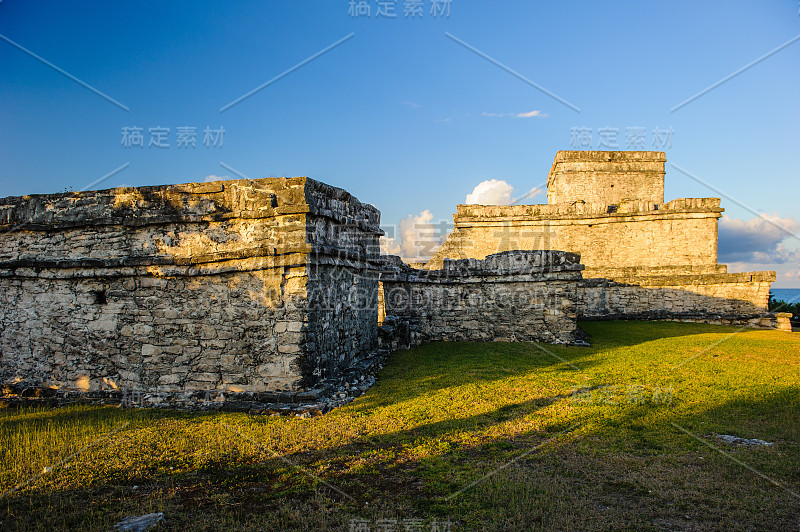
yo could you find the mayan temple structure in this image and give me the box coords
[427,151,778,326]
[0,178,383,395]
[0,151,788,399]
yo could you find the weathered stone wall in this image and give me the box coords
[578,269,776,325]
[0,270,305,392]
[381,251,585,347]
[0,177,382,393]
[427,198,722,270]
[547,150,666,206]
[306,262,380,383]
[426,150,778,328]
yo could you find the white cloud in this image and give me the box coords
[785,269,800,280]
[465,179,515,205]
[720,214,800,287]
[718,214,800,263]
[465,180,545,206]
[399,210,436,260]
[380,209,449,262]
[481,110,546,118]
[379,234,402,256]
[204,174,229,182]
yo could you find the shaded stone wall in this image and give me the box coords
[306,262,379,383]
[0,177,382,393]
[381,251,585,347]
[579,269,776,326]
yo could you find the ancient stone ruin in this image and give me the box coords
[0,151,790,406]
[428,151,784,329]
[0,177,383,400]
[380,250,586,348]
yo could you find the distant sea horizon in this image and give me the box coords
[771,288,800,303]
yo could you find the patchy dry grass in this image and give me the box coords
[1,321,799,531]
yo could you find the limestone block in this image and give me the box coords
[158,374,181,385]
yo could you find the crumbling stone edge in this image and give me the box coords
[0,348,393,419]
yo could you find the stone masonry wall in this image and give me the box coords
[547,151,666,206]
[579,269,776,326]
[0,177,382,394]
[426,198,722,270]
[426,151,779,329]
[302,178,383,384]
[381,251,585,347]
[0,269,304,392]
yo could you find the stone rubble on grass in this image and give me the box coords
[714,434,774,446]
[114,512,164,532]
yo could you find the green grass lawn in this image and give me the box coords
[1,321,799,531]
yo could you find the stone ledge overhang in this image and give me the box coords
[583,264,729,278]
[0,245,385,280]
[0,177,383,235]
[380,250,584,283]
[580,270,776,288]
[454,197,723,227]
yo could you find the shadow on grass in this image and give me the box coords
[3,388,799,531]
[349,341,600,413]
[351,320,749,412]
[577,319,751,349]
[0,394,575,531]
[1,321,798,530]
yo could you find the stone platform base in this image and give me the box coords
[1,348,392,417]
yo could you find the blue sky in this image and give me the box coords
[1,1,798,285]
